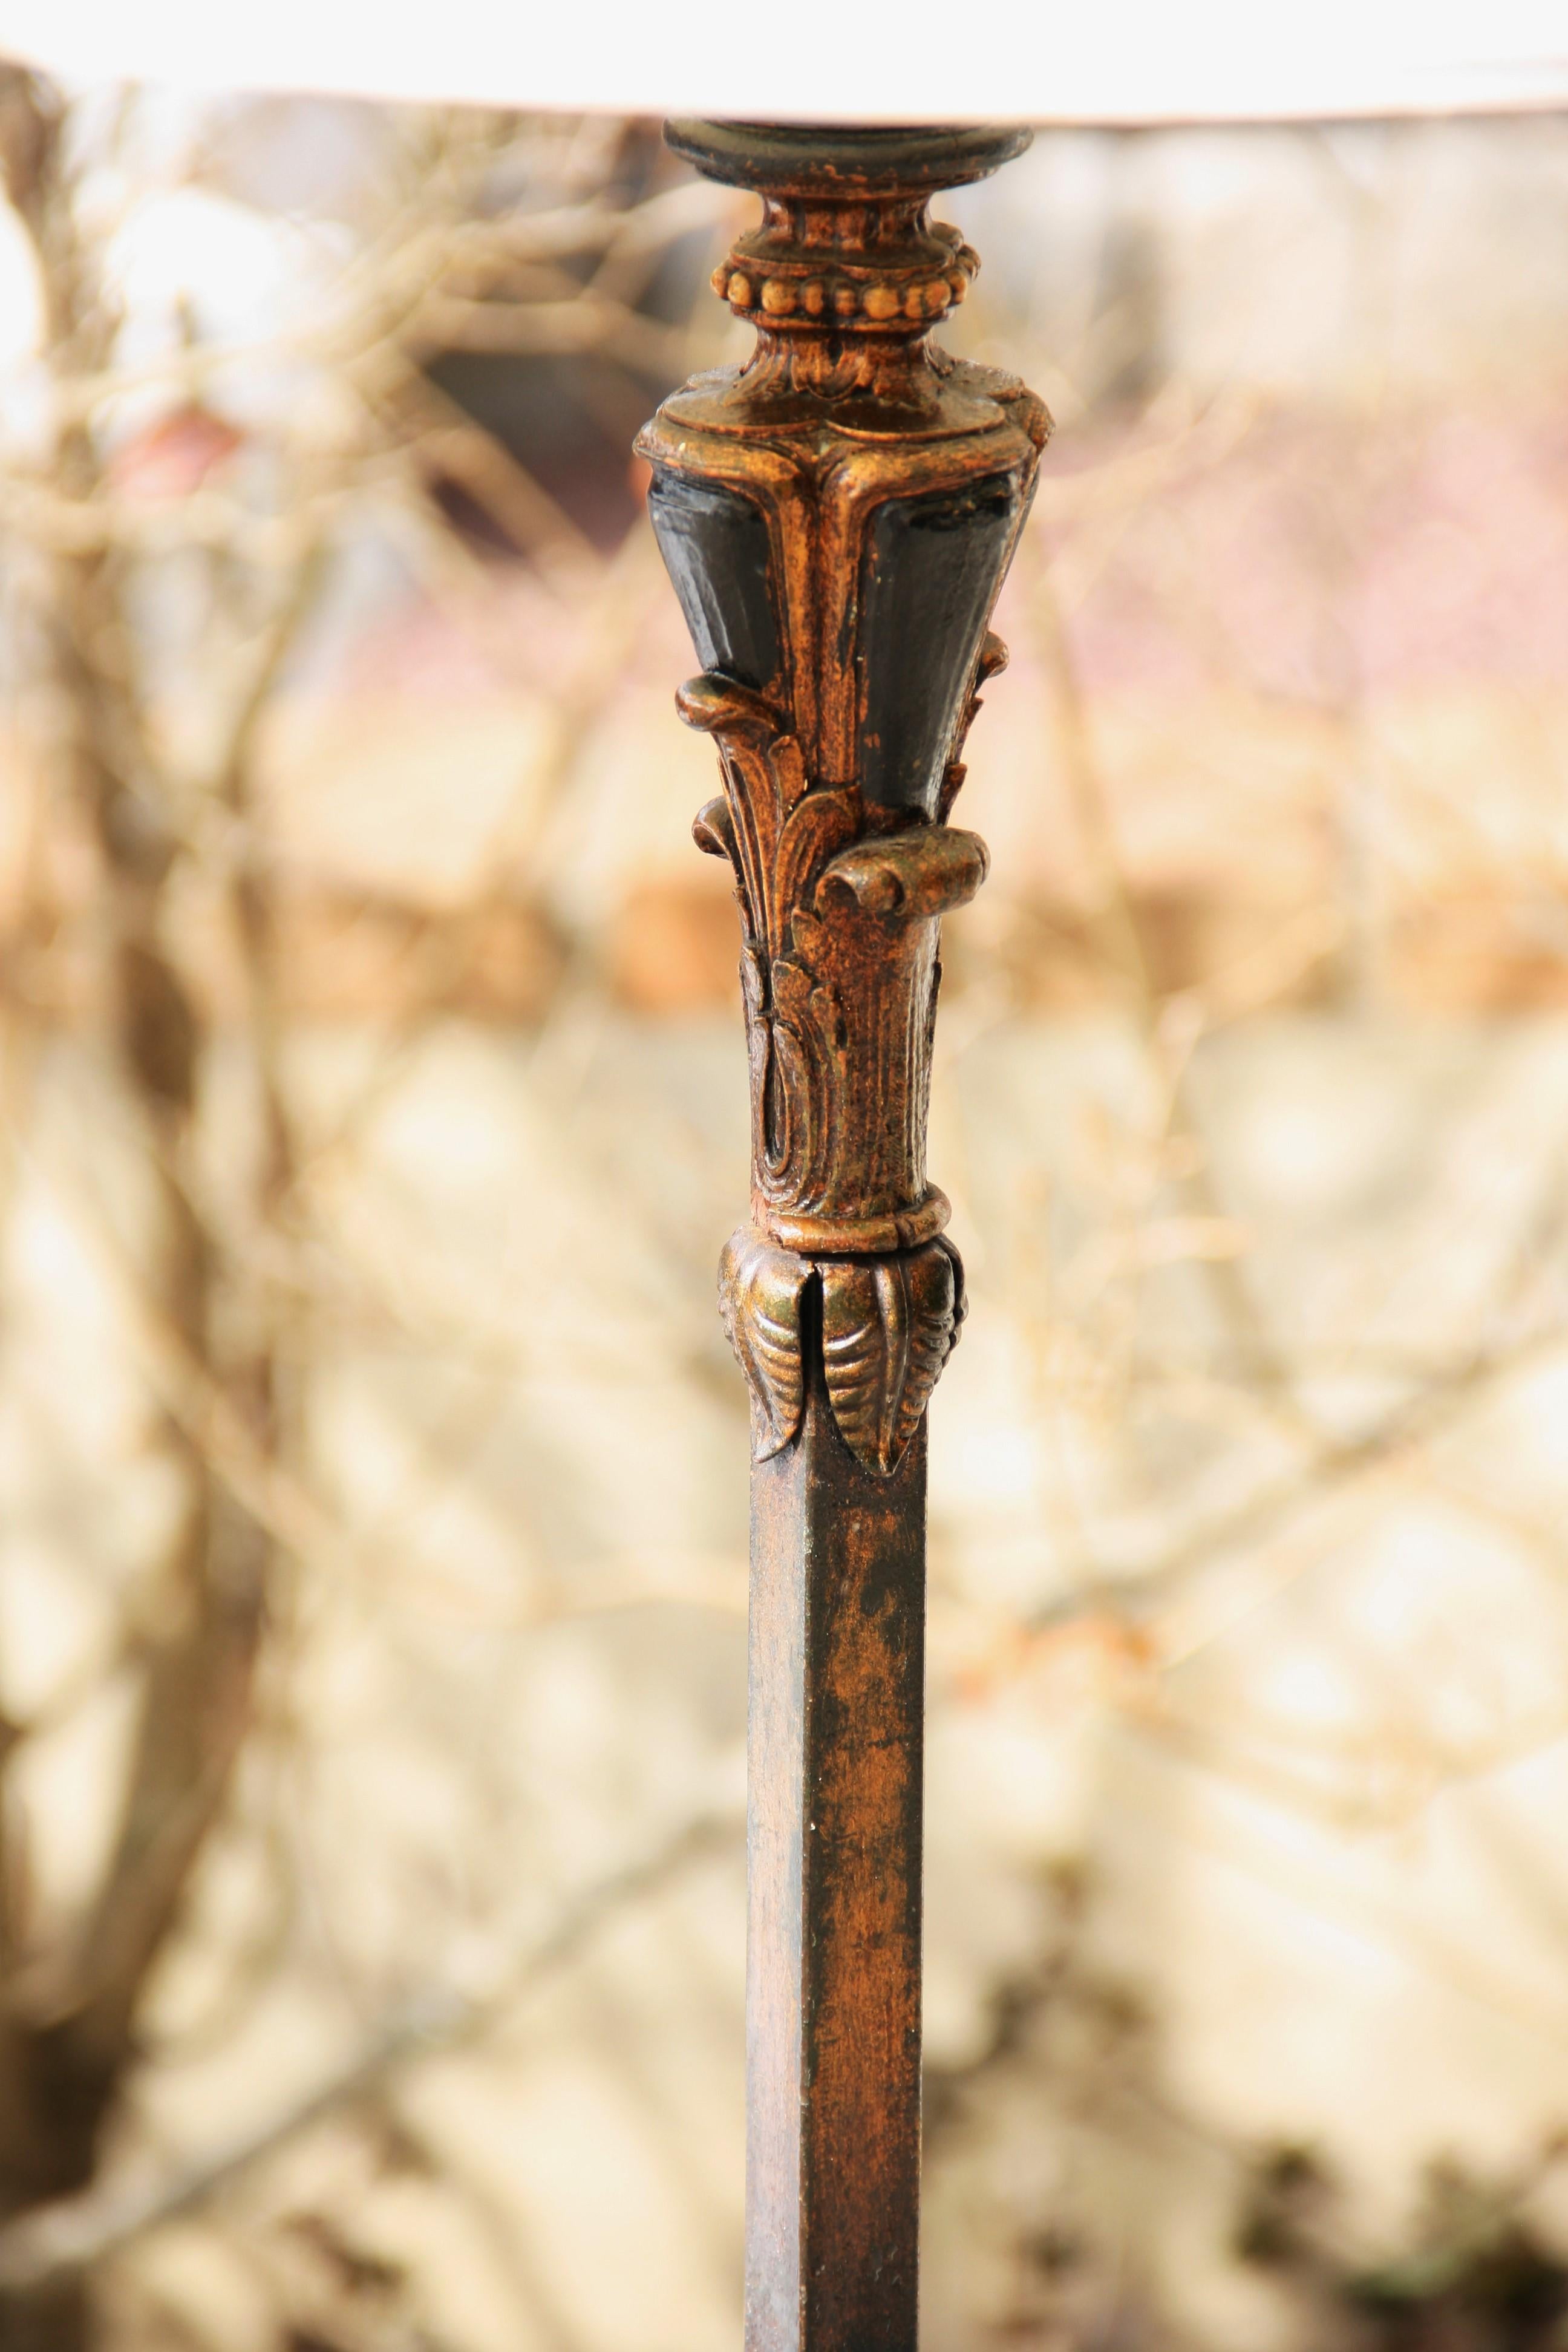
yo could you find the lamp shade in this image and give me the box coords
[1,0,1566,122]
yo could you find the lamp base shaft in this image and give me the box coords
[747,1380,925,2352]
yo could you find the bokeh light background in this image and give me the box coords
[4,80,1568,2351]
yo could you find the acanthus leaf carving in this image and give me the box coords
[720,1227,966,1477]
[719,1228,811,1462]
[819,1239,965,1475]
[938,631,1010,822]
[680,669,987,1243]
[693,794,735,861]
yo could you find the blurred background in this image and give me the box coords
[3,67,1568,2352]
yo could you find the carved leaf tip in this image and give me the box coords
[942,632,1011,818]
[820,1237,964,1475]
[719,1229,809,1461]
[693,794,736,861]
[676,673,780,743]
[977,630,1009,685]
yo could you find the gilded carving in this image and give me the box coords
[718,1227,811,1463]
[719,1226,965,1477]
[685,671,987,1259]
[818,1239,964,1476]
[693,676,979,1474]
[639,123,1048,1481]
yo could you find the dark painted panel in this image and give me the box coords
[858,471,1024,814]
[648,471,780,690]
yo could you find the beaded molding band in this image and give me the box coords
[708,221,981,328]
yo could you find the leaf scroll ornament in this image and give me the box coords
[719,1228,965,1476]
[719,1228,811,1460]
[819,1239,964,1475]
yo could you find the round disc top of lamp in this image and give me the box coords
[2,0,1566,122]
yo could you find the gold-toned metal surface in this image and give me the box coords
[638,119,1047,2350]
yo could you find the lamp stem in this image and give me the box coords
[638,120,1047,2349]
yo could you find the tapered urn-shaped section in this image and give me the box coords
[638,120,1049,1278]
[642,122,1047,812]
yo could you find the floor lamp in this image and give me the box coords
[6,12,1561,2347]
[636,117,1043,2350]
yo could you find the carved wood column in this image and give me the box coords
[637,120,1048,2351]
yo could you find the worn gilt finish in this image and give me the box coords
[638,121,1047,2351]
